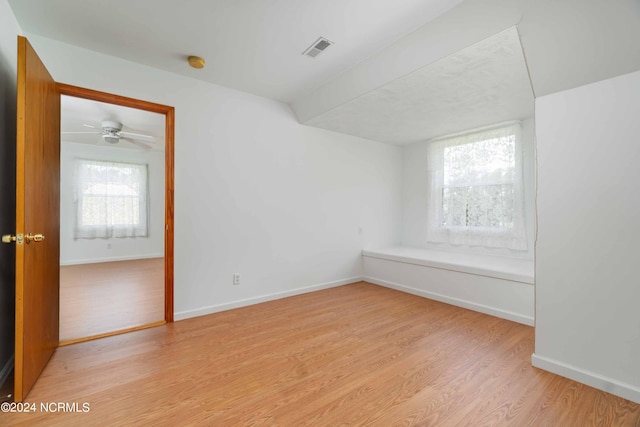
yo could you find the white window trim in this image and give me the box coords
[426,122,527,251]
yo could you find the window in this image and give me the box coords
[74,159,149,239]
[426,123,527,250]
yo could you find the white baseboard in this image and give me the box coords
[0,355,14,390]
[364,276,534,326]
[174,276,363,321]
[532,353,640,404]
[60,253,164,266]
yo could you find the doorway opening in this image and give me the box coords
[57,84,174,345]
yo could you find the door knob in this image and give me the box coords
[2,234,23,244]
[25,233,45,243]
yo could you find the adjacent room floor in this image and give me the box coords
[7,282,639,426]
[59,258,165,342]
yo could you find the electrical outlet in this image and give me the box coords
[233,273,241,285]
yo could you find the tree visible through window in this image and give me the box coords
[74,159,148,239]
[427,123,526,250]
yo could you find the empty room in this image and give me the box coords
[0,0,639,425]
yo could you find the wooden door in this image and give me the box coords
[13,36,61,402]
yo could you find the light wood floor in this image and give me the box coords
[59,258,165,342]
[4,282,639,426]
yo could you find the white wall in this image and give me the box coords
[25,34,402,319]
[59,142,165,265]
[533,70,640,404]
[401,118,536,258]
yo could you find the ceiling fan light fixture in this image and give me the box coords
[103,134,120,144]
[188,56,205,69]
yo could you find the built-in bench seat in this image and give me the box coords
[362,247,535,325]
[362,247,534,284]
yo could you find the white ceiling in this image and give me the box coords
[61,95,165,151]
[306,27,533,145]
[8,0,462,103]
[11,0,639,146]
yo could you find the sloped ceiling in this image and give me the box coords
[518,0,640,98]
[294,0,640,142]
[306,27,533,145]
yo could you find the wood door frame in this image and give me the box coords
[57,83,174,324]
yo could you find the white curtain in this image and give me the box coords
[426,123,527,250]
[73,159,149,239]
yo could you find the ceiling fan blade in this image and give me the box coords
[61,131,101,134]
[121,137,153,149]
[120,131,156,140]
[82,123,98,129]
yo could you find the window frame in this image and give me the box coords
[426,122,527,251]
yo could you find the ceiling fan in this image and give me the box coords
[61,120,156,149]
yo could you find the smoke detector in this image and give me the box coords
[302,37,334,58]
[188,56,205,69]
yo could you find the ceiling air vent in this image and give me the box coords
[302,37,334,58]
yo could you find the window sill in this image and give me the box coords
[362,247,534,285]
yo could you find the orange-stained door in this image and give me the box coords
[13,35,60,402]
